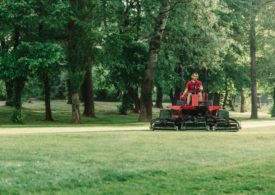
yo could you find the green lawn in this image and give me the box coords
[0,101,143,128]
[0,100,274,128]
[1,128,275,194]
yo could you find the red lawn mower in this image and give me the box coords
[150,92,241,131]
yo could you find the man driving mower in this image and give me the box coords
[181,72,203,105]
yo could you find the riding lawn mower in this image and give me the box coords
[150,93,241,131]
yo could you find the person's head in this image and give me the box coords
[191,72,199,81]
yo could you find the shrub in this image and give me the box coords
[11,109,24,124]
[95,89,120,102]
[117,94,133,115]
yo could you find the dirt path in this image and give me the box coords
[0,125,149,135]
[0,121,274,135]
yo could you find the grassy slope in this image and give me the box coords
[1,128,275,194]
[0,100,274,128]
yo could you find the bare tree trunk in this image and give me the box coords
[155,85,163,108]
[133,88,140,113]
[10,27,25,123]
[204,68,209,93]
[13,78,25,110]
[11,78,25,123]
[213,93,221,106]
[250,2,258,119]
[136,0,141,39]
[14,27,20,48]
[44,75,54,121]
[128,87,140,113]
[139,0,171,122]
[174,86,181,103]
[168,87,181,105]
[11,27,21,109]
[5,81,13,106]
[223,79,228,109]
[67,79,72,104]
[229,96,235,111]
[272,87,275,117]
[240,90,246,113]
[169,89,174,105]
[72,93,81,123]
[82,65,95,117]
[68,0,82,124]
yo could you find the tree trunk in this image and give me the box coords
[223,90,228,109]
[213,93,221,106]
[10,27,24,123]
[6,27,21,108]
[14,27,20,48]
[72,93,81,123]
[136,0,141,39]
[169,88,175,105]
[1,40,13,106]
[174,86,181,103]
[155,85,163,108]
[82,65,95,117]
[240,90,246,113]
[272,87,275,117]
[168,87,180,105]
[128,87,140,113]
[223,79,228,109]
[37,21,54,121]
[11,78,25,123]
[68,0,88,123]
[5,81,13,106]
[204,68,208,93]
[250,3,258,119]
[44,75,53,121]
[67,79,72,104]
[139,0,171,122]
[13,78,25,110]
[229,96,235,111]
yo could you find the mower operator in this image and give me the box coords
[181,72,203,105]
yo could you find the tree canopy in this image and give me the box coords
[0,0,274,123]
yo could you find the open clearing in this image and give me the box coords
[1,126,275,194]
[1,101,275,194]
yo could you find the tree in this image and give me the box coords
[139,0,171,121]
[249,0,258,118]
[100,0,151,114]
[67,0,99,123]
[0,0,37,122]
[155,0,231,107]
[82,64,95,117]
[0,0,69,122]
[21,42,64,121]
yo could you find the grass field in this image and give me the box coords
[0,101,142,127]
[0,100,274,128]
[1,127,275,194]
